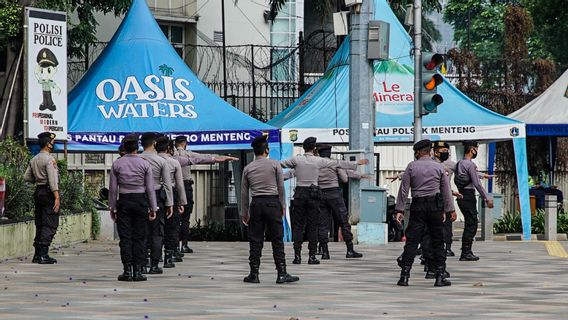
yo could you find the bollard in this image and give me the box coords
[545,195,557,241]
[479,198,493,241]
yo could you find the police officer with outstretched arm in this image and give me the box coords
[395,139,455,287]
[174,135,238,254]
[455,140,494,261]
[139,132,173,273]
[316,144,367,260]
[241,135,299,284]
[109,134,158,281]
[24,132,60,264]
[280,137,367,265]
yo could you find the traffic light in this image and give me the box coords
[420,52,444,115]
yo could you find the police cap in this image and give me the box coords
[37,131,56,140]
[175,135,188,143]
[37,48,59,68]
[432,141,449,149]
[122,134,139,144]
[317,144,332,152]
[413,139,432,151]
[250,134,268,148]
[303,137,317,150]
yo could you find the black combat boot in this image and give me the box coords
[308,251,320,265]
[317,243,323,255]
[434,267,451,287]
[345,241,363,258]
[243,262,260,283]
[181,241,193,254]
[38,246,57,264]
[132,264,147,282]
[460,244,480,261]
[397,266,411,286]
[320,243,330,260]
[424,261,436,279]
[142,257,150,274]
[445,243,455,257]
[149,260,163,274]
[276,262,299,284]
[292,248,301,264]
[163,250,176,268]
[32,245,40,263]
[118,263,133,281]
[173,248,184,262]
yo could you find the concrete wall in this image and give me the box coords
[0,212,92,260]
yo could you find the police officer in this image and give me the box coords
[156,136,187,269]
[241,135,299,284]
[316,144,365,260]
[174,135,238,254]
[109,134,158,281]
[280,137,367,265]
[24,132,60,264]
[455,141,494,261]
[395,139,454,287]
[139,132,173,272]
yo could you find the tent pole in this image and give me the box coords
[221,0,228,100]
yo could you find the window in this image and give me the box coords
[270,1,298,82]
[159,23,185,57]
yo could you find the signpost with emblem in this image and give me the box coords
[24,8,68,142]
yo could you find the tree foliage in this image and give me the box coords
[0,0,23,45]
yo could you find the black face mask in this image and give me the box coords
[414,152,420,160]
[472,150,478,159]
[438,151,449,162]
[47,142,54,152]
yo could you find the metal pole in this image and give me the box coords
[412,0,422,142]
[221,0,228,100]
[348,0,373,225]
[250,44,257,118]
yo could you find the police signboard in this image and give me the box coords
[25,8,68,141]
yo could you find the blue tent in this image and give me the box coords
[66,0,279,154]
[270,0,532,240]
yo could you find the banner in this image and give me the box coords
[25,8,67,141]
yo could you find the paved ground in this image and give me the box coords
[1,240,567,320]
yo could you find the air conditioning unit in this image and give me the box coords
[344,0,363,7]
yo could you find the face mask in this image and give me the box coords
[47,141,54,151]
[472,150,478,159]
[414,152,420,160]
[438,151,449,162]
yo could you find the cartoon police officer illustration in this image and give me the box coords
[35,48,61,112]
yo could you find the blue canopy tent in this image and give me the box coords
[66,0,279,155]
[270,0,532,240]
[509,68,568,186]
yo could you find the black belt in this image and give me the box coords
[412,195,438,203]
[252,195,279,199]
[119,193,146,200]
[459,189,475,194]
[184,180,194,186]
[295,186,319,190]
[321,187,341,192]
[36,185,50,189]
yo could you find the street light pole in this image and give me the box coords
[221,0,228,100]
[413,0,422,142]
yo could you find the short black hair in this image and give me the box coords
[38,136,52,148]
[303,137,317,152]
[253,141,269,156]
[122,134,139,153]
[141,132,157,148]
[155,136,169,152]
[318,144,332,158]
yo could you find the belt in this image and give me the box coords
[119,193,146,200]
[252,195,279,199]
[321,187,341,192]
[184,180,194,186]
[36,184,50,189]
[412,195,438,202]
[295,185,319,190]
[459,188,475,193]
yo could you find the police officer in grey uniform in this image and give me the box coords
[395,139,455,287]
[241,135,299,284]
[109,134,158,281]
[455,141,494,261]
[138,132,173,273]
[280,137,367,265]
[316,144,365,260]
[156,136,187,269]
[174,135,238,254]
[24,132,60,264]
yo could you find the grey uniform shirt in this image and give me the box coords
[139,151,174,207]
[456,158,492,201]
[240,156,286,217]
[24,151,59,191]
[319,165,348,189]
[280,153,357,187]
[109,154,158,212]
[158,153,187,206]
[395,155,454,213]
[175,147,216,181]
